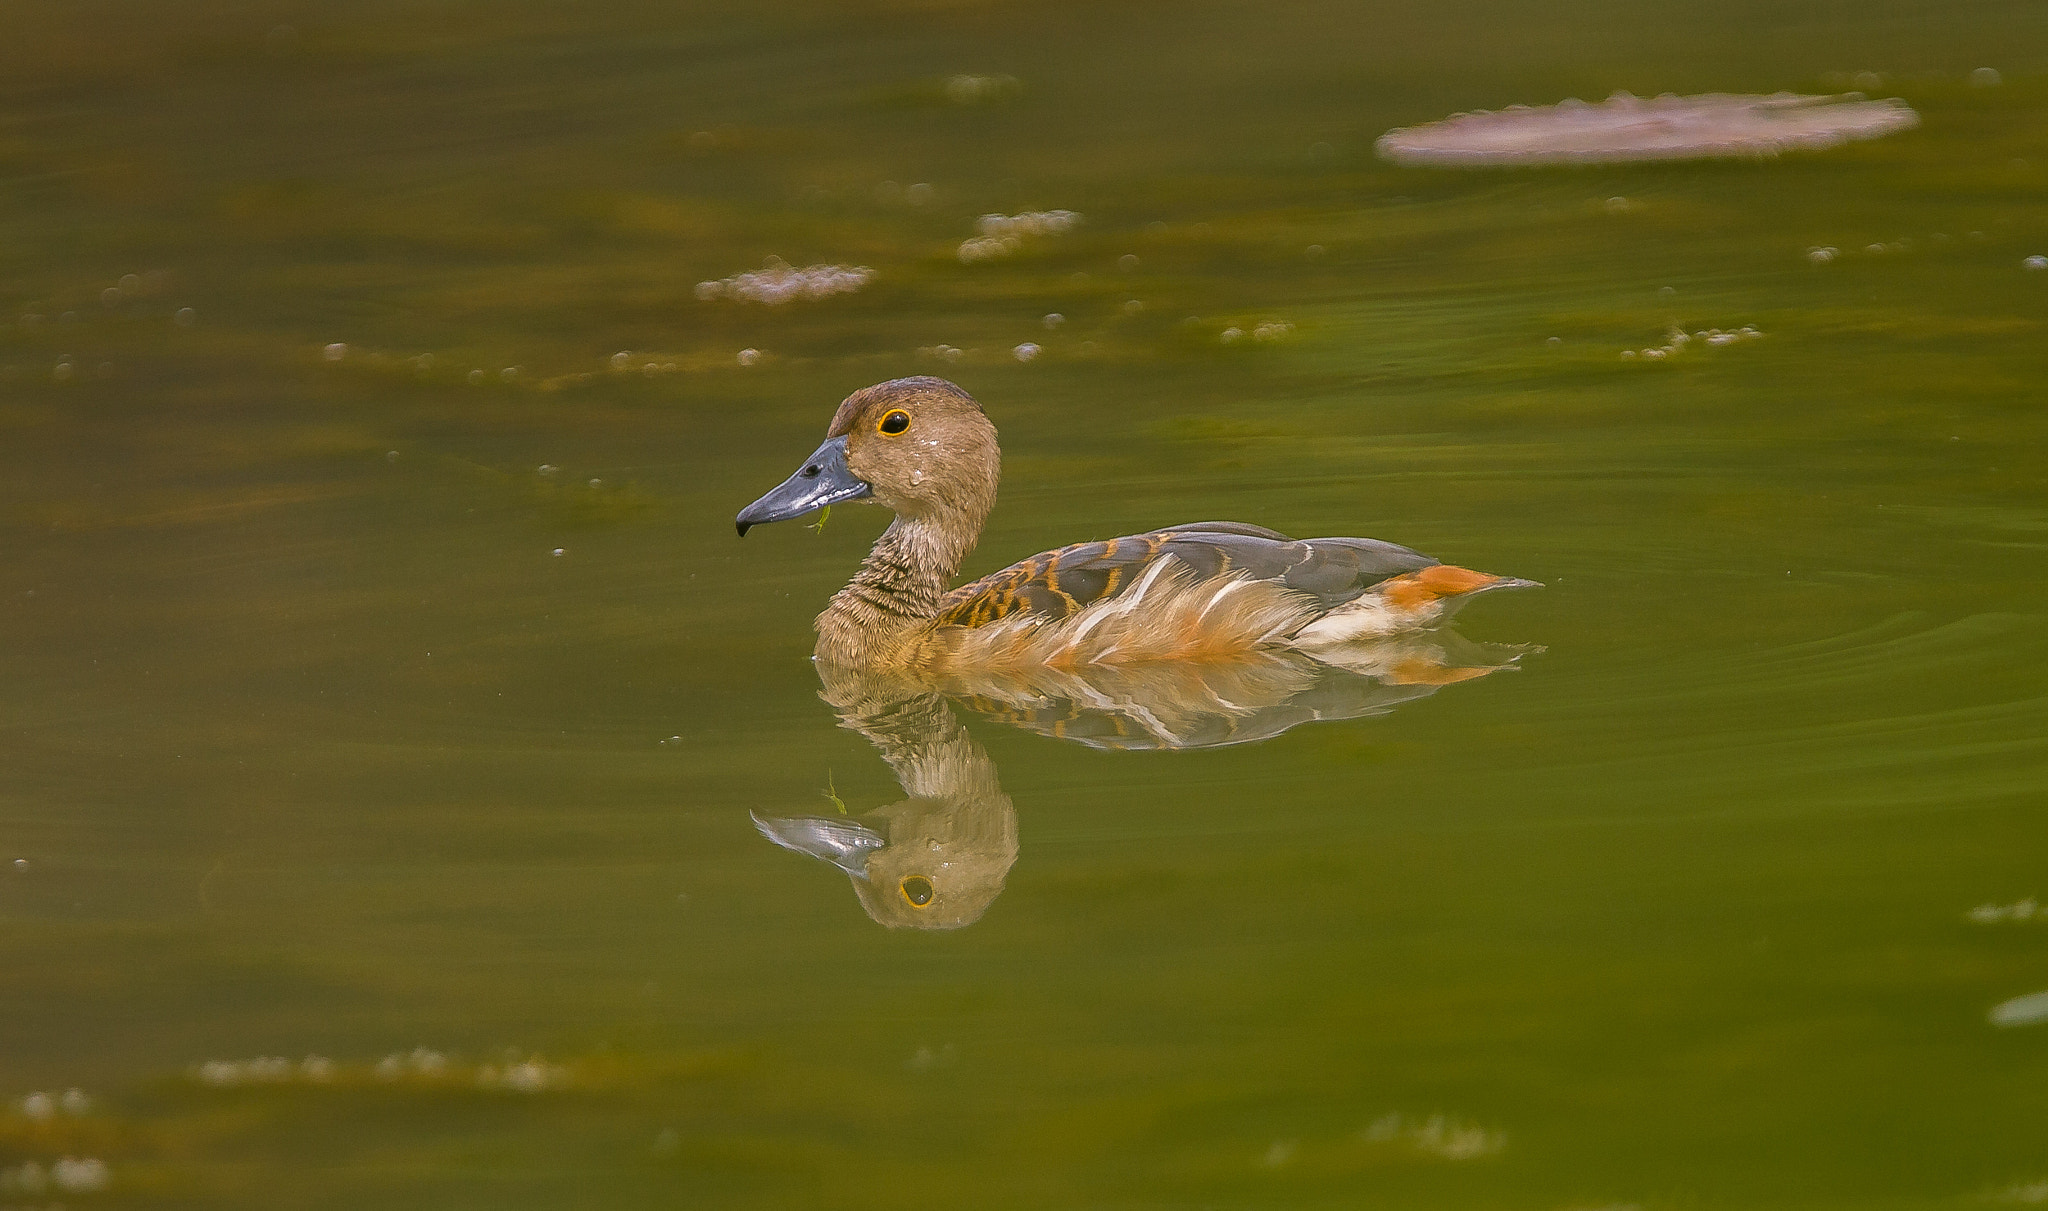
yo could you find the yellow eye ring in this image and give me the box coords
[878,410,911,436]
[899,875,935,907]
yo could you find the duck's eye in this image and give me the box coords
[899,875,934,907]
[878,410,911,436]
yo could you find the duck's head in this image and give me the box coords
[736,377,999,536]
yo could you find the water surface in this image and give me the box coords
[3,2,2047,1207]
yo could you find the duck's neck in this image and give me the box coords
[815,510,980,666]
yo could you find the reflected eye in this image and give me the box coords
[878,410,911,436]
[899,875,934,907]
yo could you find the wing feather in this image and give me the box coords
[934,522,1436,629]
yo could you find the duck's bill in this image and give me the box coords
[751,811,886,878]
[735,435,873,536]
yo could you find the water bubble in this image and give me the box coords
[611,351,632,368]
[20,1092,54,1120]
[467,369,485,384]
[11,858,24,870]
[904,182,933,205]
[1852,71,1885,90]
[588,478,602,488]
[1605,196,1633,213]
[1042,312,1064,328]
[20,313,42,327]
[1546,336,1562,346]
[2024,255,2048,271]
[552,548,566,557]
[737,348,762,366]
[301,1055,334,1080]
[1620,349,1636,359]
[119,273,140,292]
[52,361,74,381]
[100,287,121,306]
[1012,342,1040,361]
[1122,299,1144,314]
[59,1088,89,1115]
[1657,285,1675,296]
[323,342,347,361]
[1220,327,1244,343]
[1970,67,2003,87]
[59,310,78,324]
[1117,254,1140,272]
[499,366,519,382]
[174,307,197,326]
[1305,244,1325,258]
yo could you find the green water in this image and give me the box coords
[4,2,2048,1206]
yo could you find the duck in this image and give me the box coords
[736,376,1537,671]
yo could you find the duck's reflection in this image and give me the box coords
[753,631,1533,930]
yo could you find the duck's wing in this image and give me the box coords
[933,521,1436,628]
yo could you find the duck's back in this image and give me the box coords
[930,522,1526,668]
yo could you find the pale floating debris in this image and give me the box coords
[696,256,874,304]
[959,210,1081,262]
[1,1161,45,1194]
[978,210,1080,237]
[1990,989,2048,1028]
[1624,324,1761,361]
[1359,1112,1506,1159]
[323,342,347,361]
[906,1043,958,1072]
[3,1156,111,1194]
[943,73,1020,104]
[1969,897,2041,923]
[195,1056,296,1085]
[1971,67,2004,87]
[52,1157,110,1192]
[1377,91,1919,167]
[1807,245,1839,264]
[477,1057,564,1092]
[736,348,762,366]
[1012,342,1040,361]
[2025,255,2048,271]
